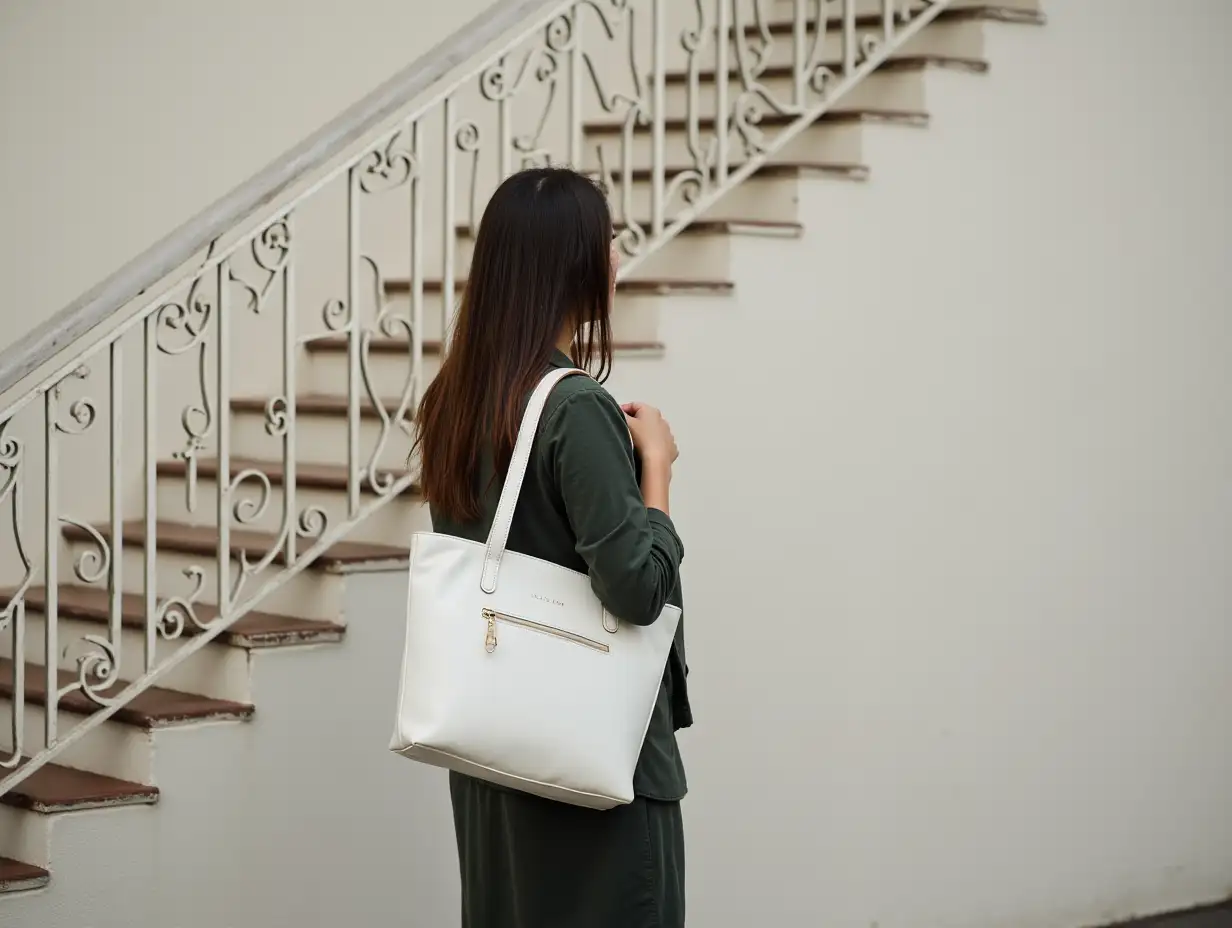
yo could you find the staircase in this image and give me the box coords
[0,0,1044,902]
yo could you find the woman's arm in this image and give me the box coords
[542,388,683,626]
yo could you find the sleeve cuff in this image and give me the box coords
[647,507,684,564]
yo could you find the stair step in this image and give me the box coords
[377,278,733,296]
[624,163,867,183]
[663,55,988,85]
[156,456,415,500]
[456,218,806,237]
[2,758,158,813]
[0,855,48,894]
[60,520,408,572]
[0,658,253,729]
[762,3,1047,30]
[304,337,667,357]
[585,107,928,138]
[13,585,344,649]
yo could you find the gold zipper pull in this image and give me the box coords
[483,609,498,653]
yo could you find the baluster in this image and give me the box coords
[43,389,58,748]
[568,4,584,169]
[282,214,297,566]
[143,318,157,672]
[410,121,425,408]
[793,0,807,107]
[1,415,29,767]
[346,170,362,519]
[651,0,667,237]
[216,261,232,612]
[716,0,730,185]
[843,0,856,74]
[108,341,123,679]
[498,58,513,180]
[442,97,458,345]
[883,0,894,42]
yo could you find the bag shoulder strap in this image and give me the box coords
[480,366,588,594]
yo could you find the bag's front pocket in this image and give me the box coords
[481,608,611,655]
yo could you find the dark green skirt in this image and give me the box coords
[450,772,685,928]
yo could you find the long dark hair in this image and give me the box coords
[413,167,615,522]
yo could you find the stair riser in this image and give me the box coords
[230,408,413,475]
[156,476,429,548]
[0,699,154,784]
[583,120,866,175]
[769,0,1041,17]
[750,16,987,70]
[368,290,665,346]
[654,67,927,124]
[1,615,251,703]
[454,227,737,283]
[0,806,49,870]
[303,343,670,411]
[606,173,805,224]
[59,543,348,623]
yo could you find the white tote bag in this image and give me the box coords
[388,367,681,809]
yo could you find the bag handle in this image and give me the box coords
[480,367,589,594]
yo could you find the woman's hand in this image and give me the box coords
[621,402,678,465]
[621,402,677,514]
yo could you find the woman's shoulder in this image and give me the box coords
[541,371,621,425]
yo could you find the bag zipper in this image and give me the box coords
[481,608,610,655]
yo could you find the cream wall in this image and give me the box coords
[601,2,1232,924]
[0,0,499,346]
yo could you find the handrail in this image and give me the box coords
[0,0,561,400]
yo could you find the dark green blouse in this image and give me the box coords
[429,349,691,801]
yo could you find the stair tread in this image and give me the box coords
[600,163,868,183]
[0,657,253,728]
[305,337,666,355]
[663,54,988,84]
[456,218,803,236]
[8,585,345,647]
[60,520,409,569]
[585,107,928,134]
[0,856,48,893]
[379,278,732,295]
[759,3,1046,31]
[156,455,415,496]
[2,758,158,813]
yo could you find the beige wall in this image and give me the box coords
[0,0,499,345]
[601,2,1232,924]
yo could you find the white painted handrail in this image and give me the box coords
[0,0,564,403]
[0,0,953,798]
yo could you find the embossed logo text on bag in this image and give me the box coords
[531,593,565,608]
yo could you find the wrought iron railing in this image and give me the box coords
[0,0,952,796]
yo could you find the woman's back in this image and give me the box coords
[412,167,691,928]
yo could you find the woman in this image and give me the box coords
[412,166,692,927]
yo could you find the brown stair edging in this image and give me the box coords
[0,657,253,729]
[2,759,159,814]
[379,278,733,296]
[455,218,805,237]
[756,3,1047,33]
[0,856,48,894]
[10,585,345,649]
[662,55,989,85]
[156,456,416,501]
[305,337,667,356]
[60,520,409,572]
[585,107,928,136]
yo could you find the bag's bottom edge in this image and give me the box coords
[390,742,630,811]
